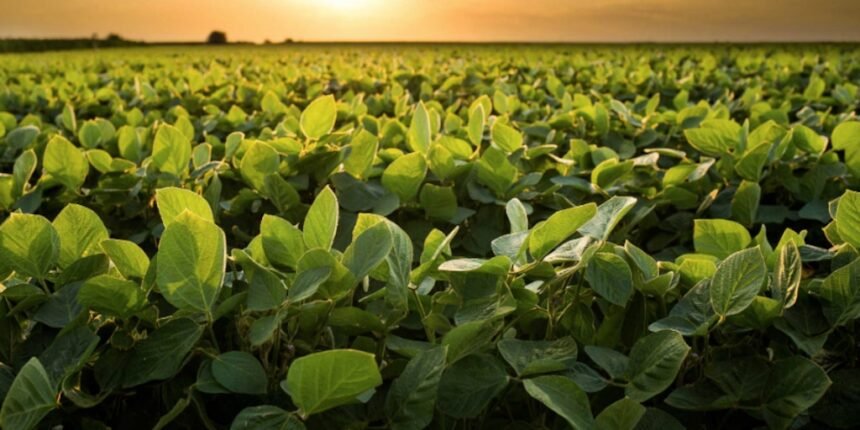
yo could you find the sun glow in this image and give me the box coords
[319,0,373,11]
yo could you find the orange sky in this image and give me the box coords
[1,0,859,42]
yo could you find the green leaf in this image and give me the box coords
[578,196,637,241]
[385,347,447,430]
[709,247,766,317]
[731,181,761,227]
[303,186,338,251]
[476,147,516,196]
[240,141,280,191]
[792,125,826,154]
[155,187,214,227]
[407,102,432,153]
[835,190,860,249]
[284,349,382,417]
[261,215,305,270]
[0,358,55,430]
[0,213,59,280]
[419,184,457,221]
[231,406,306,430]
[343,221,393,280]
[52,204,108,268]
[497,337,578,377]
[152,124,191,177]
[491,120,523,153]
[831,121,860,150]
[441,320,498,364]
[123,318,204,387]
[78,275,147,319]
[816,257,860,326]
[762,357,831,430]
[100,239,149,279]
[596,398,646,430]
[506,198,529,233]
[529,203,597,259]
[684,119,740,156]
[212,352,268,395]
[344,130,379,179]
[382,152,427,202]
[43,135,89,190]
[523,375,594,430]
[467,104,485,147]
[156,211,226,316]
[625,331,690,402]
[585,252,634,306]
[591,159,633,189]
[437,354,509,419]
[300,95,337,140]
[772,241,801,309]
[693,219,751,259]
[290,266,332,302]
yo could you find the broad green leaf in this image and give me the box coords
[693,219,751,259]
[382,152,427,202]
[100,239,149,279]
[762,357,831,430]
[585,252,634,306]
[835,190,860,249]
[419,184,457,221]
[0,213,59,280]
[476,147,516,196]
[156,211,226,317]
[52,204,108,268]
[831,121,860,150]
[212,352,268,395]
[816,257,860,326]
[261,215,305,270]
[441,320,498,364]
[584,345,629,380]
[523,375,594,430]
[792,125,826,154]
[344,130,378,179]
[303,186,338,250]
[625,331,690,402]
[152,124,191,177]
[123,318,203,387]
[649,280,717,336]
[290,266,332,302]
[0,358,55,430]
[155,187,214,226]
[284,349,382,417]
[684,119,740,156]
[230,406,306,430]
[491,120,523,153]
[596,398,646,430]
[385,347,447,430]
[240,141,280,191]
[38,325,99,385]
[506,198,529,233]
[529,203,597,259]
[300,95,337,140]
[43,135,89,190]
[731,180,760,227]
[578,196,637,241]
[437,354,508,419]
[709,247,766,317]
[467,104,485,147]
[343,222,393,280]
[78,275,147,319]
[497,337,578,377]
[407,102,431,153]
[772,241,801,309]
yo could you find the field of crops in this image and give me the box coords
[0,44,859,429]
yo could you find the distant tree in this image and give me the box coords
[284,38,295,44]
[105,33,124,42]
[207,31,228,45]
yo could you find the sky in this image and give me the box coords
[1,0,859,43]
